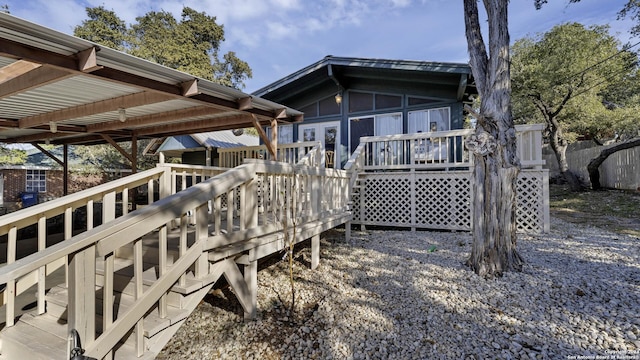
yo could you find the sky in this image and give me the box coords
[2,0,636,93]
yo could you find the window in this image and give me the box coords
[349,112,403,153]
[408,96,442,106]
[408,107,451,133]
[300,103,318,118]
[265,124,293,144]
[349,92,374,113]
[318,96,341,116]
[26,169,46,192]
[375,94,402,109]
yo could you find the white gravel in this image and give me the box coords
[157,218,640,360]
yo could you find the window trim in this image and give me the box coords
[26,169,47,193]
[408,107,452,133]
[348,111,403,153]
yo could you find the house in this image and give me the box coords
[0,146,130,212]
[145,129,260,166]
[252,55,476,168]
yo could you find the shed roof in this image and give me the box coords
[152,130,259,156]
[0,13,303,146]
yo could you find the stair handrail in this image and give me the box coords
[296,141,322,167]
[0,164,253,285]
[344,142,366,190]
[0,166,167,234]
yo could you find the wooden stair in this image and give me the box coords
[0,242,215,360]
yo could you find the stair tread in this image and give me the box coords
[45,284,190,338]
[1,315,67,359]
[114,342,158,360]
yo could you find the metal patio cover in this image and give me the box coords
[0,13,303,147]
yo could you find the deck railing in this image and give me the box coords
[218,141,322,168]
[0,160,350,359]
[344,124,549,233]
[345,124,545,172]
[0,164,226,325]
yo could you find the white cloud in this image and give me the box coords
[390,0,411,7]
[265,21,298,40]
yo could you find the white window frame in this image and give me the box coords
[408,107,451,133]
[265,124,293,144]
[348,112,403,153]
[26,169,46,192]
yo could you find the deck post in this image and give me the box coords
[67,246,96,348]
[244,250,258,320]
[311,234,320,270]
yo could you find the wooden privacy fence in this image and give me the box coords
[345,124,550,233]
[0,160,350,359]
[543,141,640,190]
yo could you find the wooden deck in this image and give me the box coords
[0,157,351,359]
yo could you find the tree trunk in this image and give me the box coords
[587,137,640,190]
[548,124,582,191]
[463,0,523,278]
[466,150,524,277]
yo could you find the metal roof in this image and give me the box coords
[252,55,475,103]
[156,130,259,153]
[0,12,303,146]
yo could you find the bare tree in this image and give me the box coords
[463,0,523,278]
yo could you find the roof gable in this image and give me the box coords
[253,55,475,104]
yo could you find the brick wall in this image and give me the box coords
[1,169,109,209]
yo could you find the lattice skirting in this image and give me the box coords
[351,169,549,233]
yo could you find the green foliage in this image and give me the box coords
[0,145,26,165]
[73,139,157,172]
[74,6,251,89]
[73,6,128,51]
[619,0,640,37]
[536,1,640,46]
[511,22,639,143]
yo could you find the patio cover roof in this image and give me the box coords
[0,12,303,147]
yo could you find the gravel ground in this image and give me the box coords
[157,217,640,360]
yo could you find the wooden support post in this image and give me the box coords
[63,144,69,195]
[244,253,258,321]
[67,246,96,348]
[195,204,208,279]
[6,226,16,327]
[37,216,46,314]
[311,234,320,270]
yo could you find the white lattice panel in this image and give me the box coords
[414,173,471,230]
[361,174,412,226]
[352,169,548,233]
[516,171,546,233]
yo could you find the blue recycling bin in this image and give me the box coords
[20,192,39,207]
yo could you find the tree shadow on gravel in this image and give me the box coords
[159,224,639,359]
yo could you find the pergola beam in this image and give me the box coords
[85,106,225,133]
[135,114,254,137]
[101,134,135,164]
[19,92,175,129]
[0,64,73,99]
[251,114,277,160]
[32,143,64,167]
